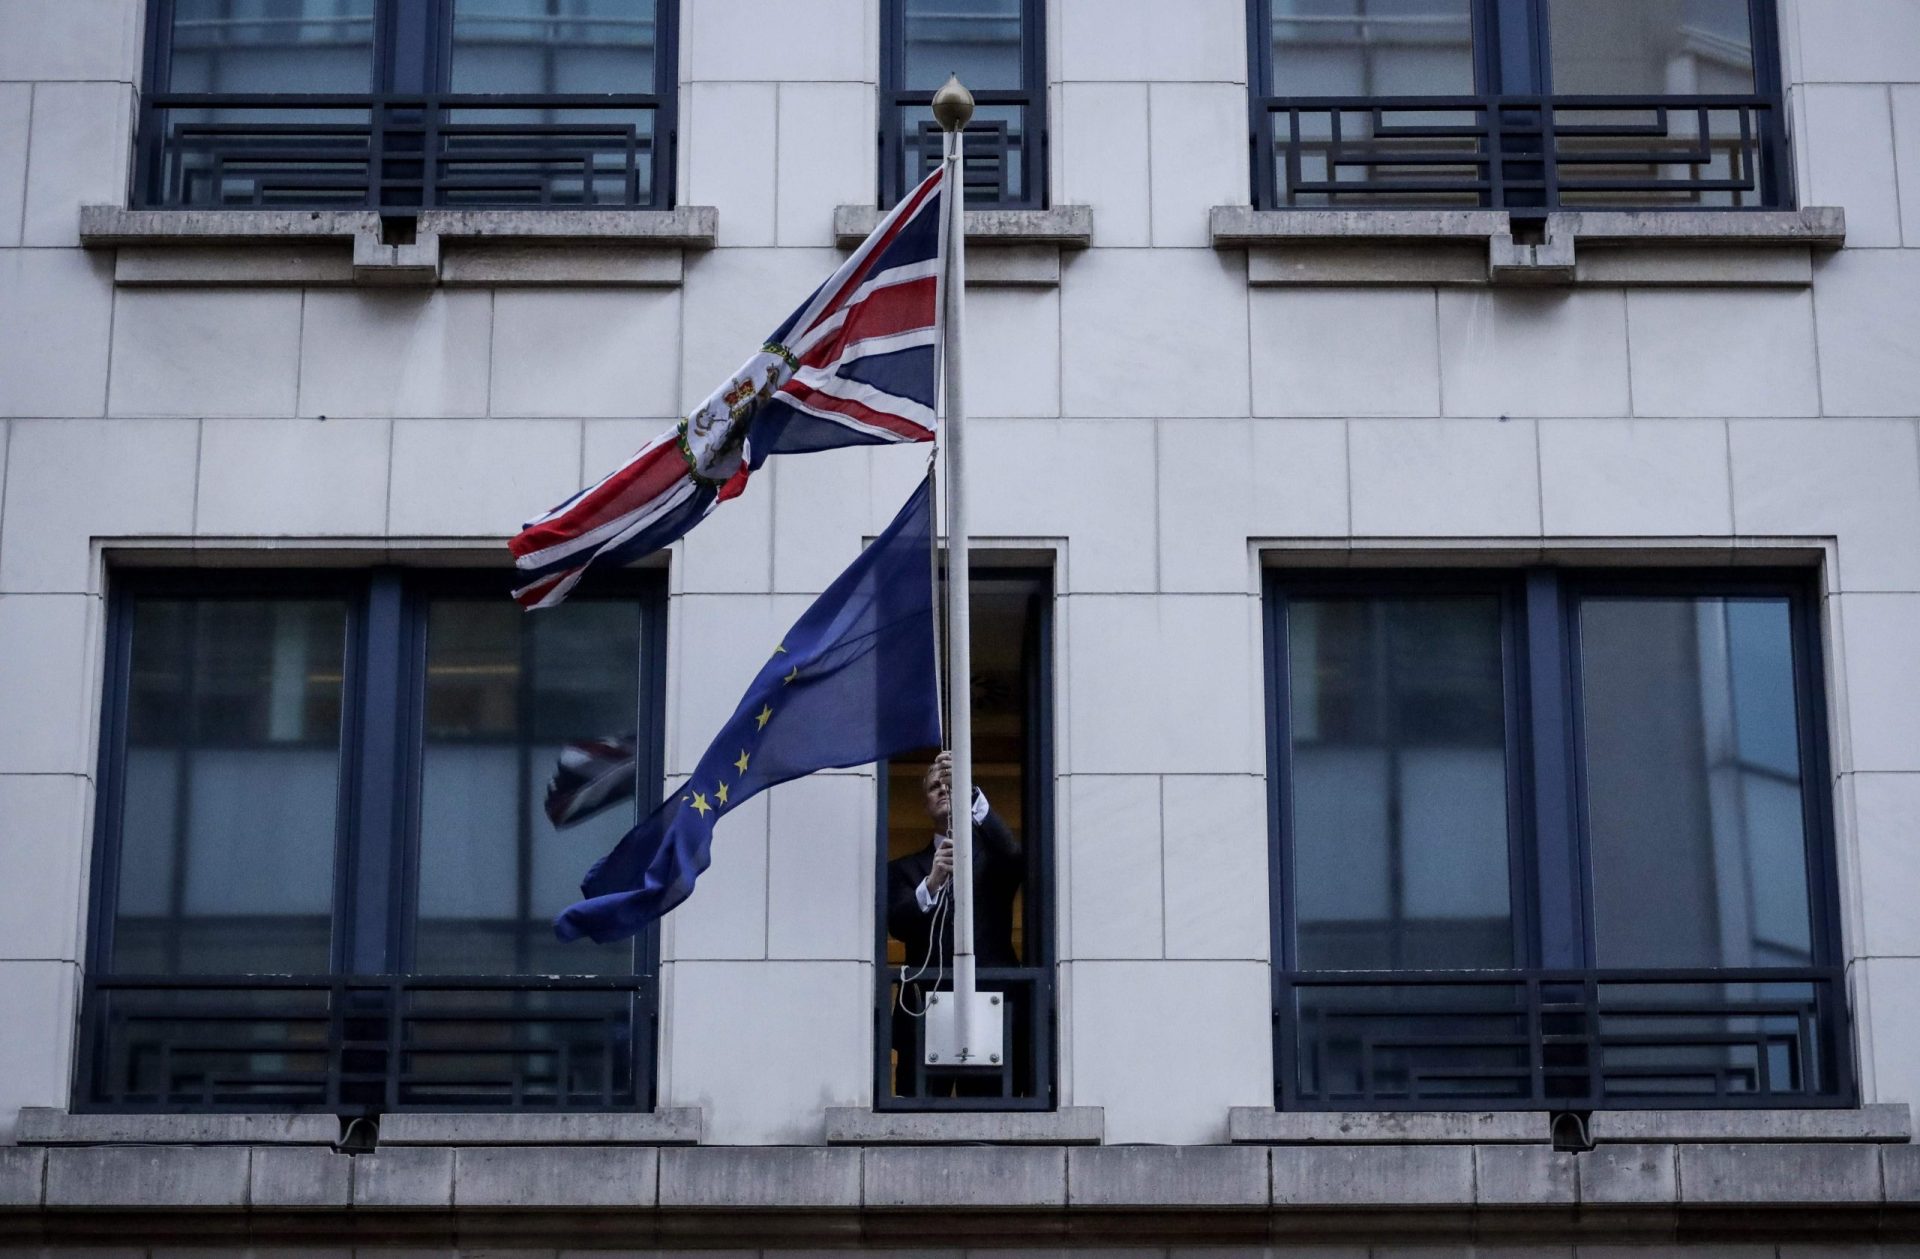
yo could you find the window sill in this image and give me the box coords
[1209,205,1846,287]
[77,205,718,288]
[824,1105,1103,1145]
[17,1106,704,1146]
[1228,1103,1911,1145]
[833,204,1093,288]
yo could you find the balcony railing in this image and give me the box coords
[1254,94,1788,215]
[880,965,1053,1111]
[883,95,1044,210]
[135,93,672,213]
[1278,967,1851,1111]
[76,974,653,1114]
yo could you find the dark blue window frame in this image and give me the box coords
[78,566,667,1115]
[1263,567,1852,1111]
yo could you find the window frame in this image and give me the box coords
[78,565,669,1115]
[134,0,682,213]
[878,0,1049,210]
[1262,565,1853,1112]
[1244,0,1793,215]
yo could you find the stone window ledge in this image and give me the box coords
[833,204,1093,288]
[1228,1103,1911,1145]
[14,1106,703,1147]
[77,205,718,288]
[824,1105,1104,1145]
[1209,204,1846,287]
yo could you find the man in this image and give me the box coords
[885,750,1025,1097]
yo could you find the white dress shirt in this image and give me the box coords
[914,787,991,912]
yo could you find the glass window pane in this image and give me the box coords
[112,597,346,975]
[901,0,1024,92]
[1269,0,1475,96]
[1548,0,1756,94]
[416,597,645,976]
[167,0,377,93]
[1580,597,1816,969]
[1288,596,1514,971]
[451,0,661,94]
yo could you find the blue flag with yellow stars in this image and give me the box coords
[555,476,941,944]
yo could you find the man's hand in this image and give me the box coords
[926,836,954,894]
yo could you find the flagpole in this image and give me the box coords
[933,74,984,1066]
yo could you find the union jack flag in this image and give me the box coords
[509,166,947,609]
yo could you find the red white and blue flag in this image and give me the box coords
[509,166,947,609]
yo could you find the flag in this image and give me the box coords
[546,734,639,829]
[509,167,948,610]
[555,476,942,943]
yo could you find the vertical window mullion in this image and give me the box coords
[1522,568,1585,969]
[343,569,413,974]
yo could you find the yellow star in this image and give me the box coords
[715,782,731,806]
[755,704,773,730]
[783,666,799,685]
[734,750,751,775]
[690,791,712,817]
[774,643,788,654]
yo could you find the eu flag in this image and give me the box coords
[555,477,942,944]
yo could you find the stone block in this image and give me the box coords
[491,287,682,417]
[0,418,199,593]
[684,82,778,247]
[15,1109,339,1145]
[1161,775,1270,962]
[1061,249,1249,419]
[197,418,390,539]
[682,0,869,82]
[1476,1146,1576,1206]
[1251,288,1441,419]
[1588,1105,1910,1144]
[865,1145,1067,1208]
[1885,1143,1920,1204]
[657,1147,860,1208]
[0,775,88,962]
[1793,0,1920,85]
[1538,418,1732,539]
[824,1106,1104,1145]
[108,289,303,417]
[0,596,96,774]
[1059,0,1248,82]
[45,1145,248,1208]
[1059,84,1151,247]
[1063,774,1163,961]
[1349,418,1541,539]
[1576,1144,1677,1205]
[1856,776,1920,956]
[663,592,811,774]
[1068,1145,1267,1207]
[1799,86,1903,250]
[250,1146,351,1208]
[1856,957,1920,1114]
[352,1146,453,1208]
[659,792,768,961]
[297,290,492,418]
[1227,1110,1544,1144]
[1730,418,1920,594]
[1625,288,1819,418]
[22,82,133,248]
[1271,1144,1474,1206]
[1437,289,1629,418]
[775,83,871,247]
[1895,87,1920,248]
[1066,961,1271,1144]
[379,1109,701,1145]
[0,248,113,418]
[0,0,143,82]
[1813,248,1920,417]
[0,1146,44,1206]
[0,84,31,247]
[1675,1143,1881,1205]
[765,773,873,962]
[965,286,1060,418]
[678,246,838,415]
[1833,595,1920,775]
[387,418,582,538]
[454,1145,657,1209]
[1150,83,1249,248]
[971,418,1155,593]
[1158,417,1348,594]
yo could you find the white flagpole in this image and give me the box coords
[932,74,984,1066]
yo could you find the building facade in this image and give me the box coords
[3,0,1920,1250]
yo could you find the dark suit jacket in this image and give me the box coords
[886,810,1024,970]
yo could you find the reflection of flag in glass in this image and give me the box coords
[555,477,942,944]
[509,167,947,610]
[545,735,639,829]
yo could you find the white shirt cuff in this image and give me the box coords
[915,878,938,912]
[916,790,990,914]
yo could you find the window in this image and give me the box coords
[876,569,1055,1109]
[137,0,678,212]
[1265,570,1849,1110]
[880,0,1047,209]
[1248,0,1789,213]
[80,569,666,1113]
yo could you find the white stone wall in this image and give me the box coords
[0,0,1918,1144]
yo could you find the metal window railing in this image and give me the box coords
[880,966,1054,1111]
[135,92,673,212]
[1252,93,1789,215]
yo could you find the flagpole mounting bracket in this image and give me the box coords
[923,990,1005,1067]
